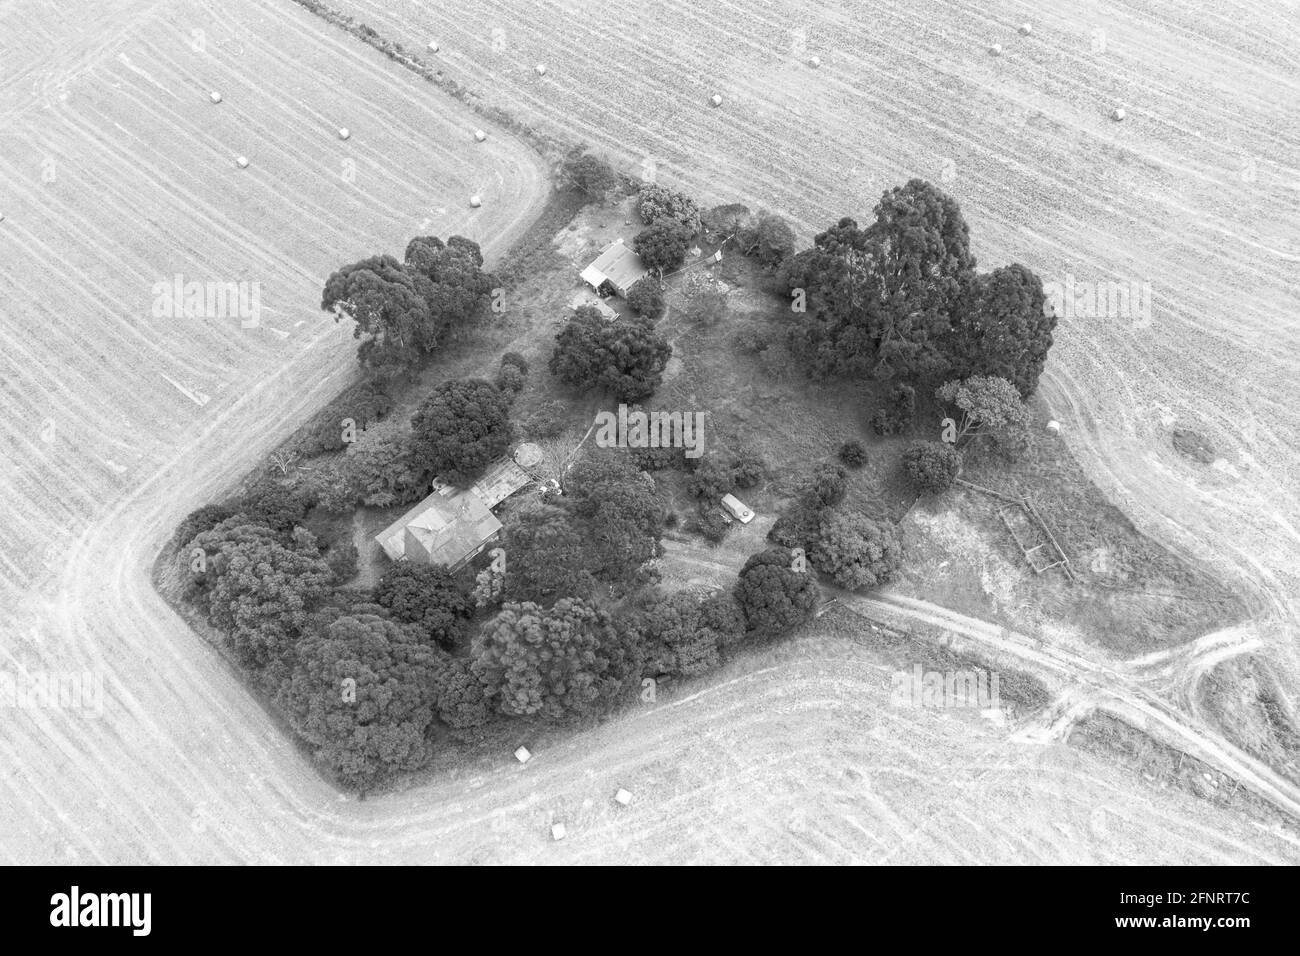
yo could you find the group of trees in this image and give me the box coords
[322,235,496,378]
[782,180,1056,399]
[500,451,664,607]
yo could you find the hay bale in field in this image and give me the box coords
[989,43,1003,56]
[1019,23,1032,36]
[427,40,439,53]
[235,156,249,169]
[1046,420,1061,435]
[469,194,482,208]
[209,91,222,104]
[535,63,547,76]
[338,127,350,140]
[710,93,723,107]
[514,745,531,763]
[551,822,566,841]
[1111,107,1126,121]
[809,55,821,68]
[474,129,486,142]
[614,788,632,806]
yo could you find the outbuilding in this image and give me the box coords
[580,238,649,298]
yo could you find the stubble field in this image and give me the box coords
[3,0,1299,863]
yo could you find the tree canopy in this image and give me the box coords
[549,307,672,402]
[944,264,1055,398]
[278,613,439,789]
[633,221,692,276]
[471,599,635,719]
[734,547,820,636]
[810,512,904,590]
[409,378,513,486]
[374,562,474,648]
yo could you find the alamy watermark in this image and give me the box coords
[1042,273,1152,329]
[890,663,1000,710]
[151,274,261,328]
[1,670,104,718]
[593,404,705,458]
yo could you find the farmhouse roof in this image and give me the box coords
[375,489,501,569]
[581,238,649,295]
[429,455,533,509]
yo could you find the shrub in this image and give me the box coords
[839,440,867,468]
[500,351,529,375]
[175,504,234,550]
[625,278,666,319]
[767,501,821,552]
[523,400,571,440]
[688,459,734,501]
[730,453,766,490]
[432,656,492,730]
[807,463,848,509]
[870,383,916,436]
[902,440,960,495]
[692,507,731,544]
[555,149,618,199]
[495,363,525,399]
[325,541,359,584]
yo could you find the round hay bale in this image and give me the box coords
[0,212,5,222]
[469,194,482,208]
[1019,23,1032,36]
[1046,420,1061,435]
[427,40,439,53]
[710,93,723,107]
[808,55,821,68]
[338,127,351,140]
[1111,107,1126,121]
[235,156,249,169]
[535,63,547,76]
[209,91,223,104]
[989,43,1003,56]
[473,128,487,142]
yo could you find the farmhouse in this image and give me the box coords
[580,238,649,298]
[375,489,500,569]
[376,456,534,568]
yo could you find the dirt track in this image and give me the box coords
[4,0,1300,863]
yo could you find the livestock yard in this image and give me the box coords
[3,0,1300,878]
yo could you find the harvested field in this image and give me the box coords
[5,0,1300,865]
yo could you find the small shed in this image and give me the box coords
[580,238,649,298]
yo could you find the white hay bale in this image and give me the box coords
[514,745,531,763]
[235,156,249,169]
[474,128,487,142]
[0,212,5,222]
[808,55,821,68]
[427,40,439,53]
[710,93,723,107]
[209,91,223,104]
[1046,420,1061,434]
[535,63,547,76]
[989,43,1003,56]
[614,788,632,806]
[550,822,566,841]
[469,194,482,208]
[1111,107,1126,121]
[338,127,351,140]
[1019,23,1032,36]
